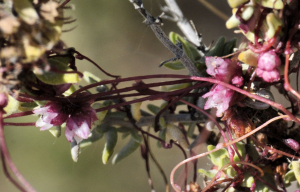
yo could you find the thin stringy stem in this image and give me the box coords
[170,115,294,192]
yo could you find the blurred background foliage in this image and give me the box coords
[1,0,241,191]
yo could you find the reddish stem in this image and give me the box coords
[4,111,34,119]
[4,122,35,126]
[0,111,37,192]
[284,53,300,100]
[74,50,120,78]
[189,76,300,125]
[59,0,71,8]
[0,150,26,192]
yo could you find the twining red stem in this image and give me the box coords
[4,122,35,126]
[0,150,26,192]
[4,111,34,119]
[74,50,120,79]
[0,111,37,192]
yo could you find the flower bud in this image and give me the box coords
[284,138,300,151]
[256,50,281,82]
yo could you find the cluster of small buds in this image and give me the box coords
[226,0,286,83]
[226,0,283,43]
[256,49,281,82]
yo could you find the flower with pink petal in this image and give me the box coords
[202,84,235,117]
[33,95,98,143]
[256,49,281,82]
[203,57,244,117]
[205,57,236,83]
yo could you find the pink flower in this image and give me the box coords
[202,85,235,117]
[256,50,281,82]
[206,57,236,83]
[203,57,244,116]
[33,98,98,143]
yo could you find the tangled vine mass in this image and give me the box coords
[1,0,300,191]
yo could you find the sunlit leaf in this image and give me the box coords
[112,138,141,165]
[102,127,118,164]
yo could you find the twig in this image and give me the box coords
[162,0,199,46]
[129,0,202,77]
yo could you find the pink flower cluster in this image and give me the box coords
[256,50,281,82]
[33,99,98,143]
[202,57,243,117]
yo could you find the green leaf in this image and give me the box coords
[169,31,178,45]
[205,36,226,57]
[232,142,246,162]
[284,170,296,184]
[163,83,192,92]
[187,123,196,138]
[292,161,300,185]
[157,128,167,148]
[254,0,283,9]
[116,127,132,133]
[79,129,104,148]
[166,124,189,151]
[18,101,37,112]
[159,117,167,129]
[207,145,230,169]
[49,126,61,138]
[121,132,131,139]
[241,171,254,188]
[93,103,108,126]
[198,169,218,178]
[96,124,110,134]
[35,56,80,85]
[4,95,20,117]
[102,127,118,164]
[130,130,143,143]
[131,102,142,122]
[147,104,160,115]
[222,38,237,56]
[83,71,101,84]
[112,138,141,165]
[163,61,185,70]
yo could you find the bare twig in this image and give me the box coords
[162,0,199,46]
[129,0,202,77]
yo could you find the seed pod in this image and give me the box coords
[283,139,300,151]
